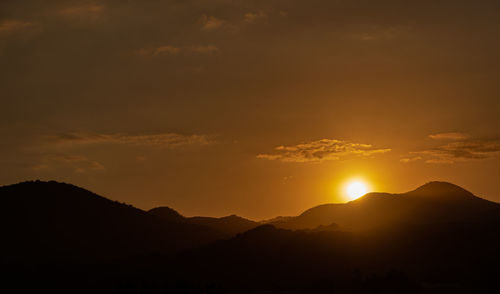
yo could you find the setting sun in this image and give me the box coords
[345,180,369,201]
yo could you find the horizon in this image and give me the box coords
[2,179,492,221]
[2,175,499,293]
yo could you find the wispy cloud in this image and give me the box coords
[58,4,104,17]
[187,45,219,54]
[399,156,422,163]
[257,139,391,163]
[199,15,225,31]
[428,132,469,140]
[137,45,219,57]
[402,137,500,164]
[137,45,181,56]
[56,3,105,24]
[0,20,34,33]
[27,132,212,173]
[32,154,105,174]
[350,26,409,41]
[243,11,267,23]
[45,132,214,149]
[198,10,273,33]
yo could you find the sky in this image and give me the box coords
[1,0,500,220]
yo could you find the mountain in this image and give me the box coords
[148,206,185,223]
[269,181,500,231]
[1,180,499,293]
[149,207,259,236]
[0,181,225,264]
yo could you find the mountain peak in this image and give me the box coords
[148,206,185,222]
[408,181,476,200]
[417,181,464,190]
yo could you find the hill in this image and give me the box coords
[1,180,499,293]
[0,180,225,264]
[269,181,500,231]
[149,207,259,235]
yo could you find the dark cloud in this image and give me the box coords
[44,132,214,149]
[26,131,213,175]
[31,153,105,174]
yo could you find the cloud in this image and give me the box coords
[350,26,408,41]
[187,45,219,54]
[45,132,214,149]
[198,10,271,33]
[257,139,391,163]
[429,132,469,140]
[0,20,34,33]
[137,45,219,56]
[56,3,105,24]
[28,132,213,173]
[403,140,500,164]
[400,156,422,163]
[137,46,181,56]
[199,15,225,31]
[243,11,267,23]
[58,4,104,17]
[32,154,105,174]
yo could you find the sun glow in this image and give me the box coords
[344,180,369,201]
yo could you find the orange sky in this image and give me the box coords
[1,0,500,219]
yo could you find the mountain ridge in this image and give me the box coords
[148,206,259,235]
[1,180,499,292]
[270,181,500,231]
[1,179,499,262]
[0,180,226,263]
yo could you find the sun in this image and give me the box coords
[344,180,369,201]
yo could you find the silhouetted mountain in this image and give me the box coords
[270,181,500,231]
[148,206,185,223]
[260,215,294,224]
[187,215,259,236]
[170,217,500,293]
[149,206,259,235]
[1,180,499,293]
[0,181,225,264]
[312,222,340,232]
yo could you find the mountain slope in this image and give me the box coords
[149,207,259,235]
[270,182,500,231]
[148,206,185,223]
[0,181,225,264]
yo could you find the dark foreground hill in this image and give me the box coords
[0,181,225,264]
[1,180,499,293]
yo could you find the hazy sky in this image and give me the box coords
[1,0,500,219]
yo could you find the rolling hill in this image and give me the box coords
[0,180,225,264]
[149,207,259,235]
[269,181,500,231]
[1,180,499,293]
